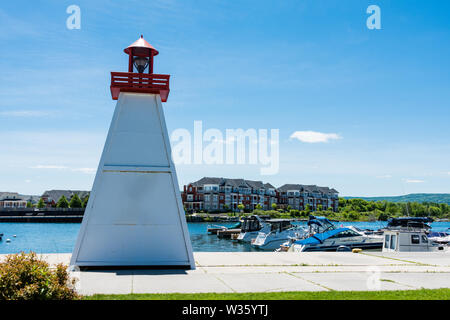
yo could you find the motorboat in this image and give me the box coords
[427,232,450,245]
[289,227,384,252]
[236,215,269,243]
[251,219,308,251]
[288,216,383,252]
[382,217,447,252]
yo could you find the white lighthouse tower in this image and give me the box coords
[70,35,195,269]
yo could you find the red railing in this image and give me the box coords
[110,72,170,102]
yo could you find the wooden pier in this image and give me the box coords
[217,228,241,239]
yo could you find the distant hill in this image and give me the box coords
[345,193,450,205]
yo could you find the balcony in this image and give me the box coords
[110,72,170,101]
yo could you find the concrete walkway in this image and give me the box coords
[2,252,450,295]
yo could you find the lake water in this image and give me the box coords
[0,221,449,254]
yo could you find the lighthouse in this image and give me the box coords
[70,36,195,269]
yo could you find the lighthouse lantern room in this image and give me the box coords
[110,35,170,102]
[71,36,195,269]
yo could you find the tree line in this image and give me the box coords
[28,194,89,209]
[245,198,450,221]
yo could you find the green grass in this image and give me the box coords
[86,288,450,300]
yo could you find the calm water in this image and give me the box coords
[0,221,449,254]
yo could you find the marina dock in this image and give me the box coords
[217,228,241,239]
[0,209,84,223]
[3,251,449,295]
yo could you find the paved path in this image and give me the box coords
[2,252,450,295]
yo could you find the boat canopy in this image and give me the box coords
[387,217,433,229]
[307,216,336,232]
[293,227,350,246]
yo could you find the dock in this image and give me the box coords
[0,208,84,223]
[216,228,241,239]
[3,252,449,295]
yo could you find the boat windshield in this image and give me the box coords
[241,217,261,232]
[328,229,360,238]
[307,216,337,234]
[269,220,293,232]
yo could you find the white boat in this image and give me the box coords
[427,231,450,245]
[289,216,383,252]
[381,217,447,252]
[251,219,307,251]
[236,215,270,243]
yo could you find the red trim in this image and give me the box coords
[110,72,170,102]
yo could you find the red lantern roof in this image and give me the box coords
[124,35,159,56]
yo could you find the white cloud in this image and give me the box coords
[290,131,341,143]
[30,165,68,170]
[405,179,425,183]
[71,168,96,174]
[30,165,96,175]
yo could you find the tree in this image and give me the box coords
[271,203,277,210]
[82,195,89,208]
[69,194,82,208]
[255,204,262,210]
[56,195,69,208]
[237,204,245,213]
[36,198,45,209]
[317,204,323,211]
[26,201,33,208]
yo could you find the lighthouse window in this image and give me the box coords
[384,235,390,248]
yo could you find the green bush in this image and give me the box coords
[0,252,80,300]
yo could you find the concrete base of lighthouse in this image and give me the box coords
[70,92,195,269]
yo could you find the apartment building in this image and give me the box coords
[182,177,339,213]
[277,184,339,212]
[182,177,277,213]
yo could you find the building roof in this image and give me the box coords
[277,184,338,194]
[42,190,90,202]
[124,35,159,56]
[0,192,23,201]
[190,177,270,190]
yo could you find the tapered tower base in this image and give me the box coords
[70,92,195,269]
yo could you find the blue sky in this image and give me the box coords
[0,0,449,196]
